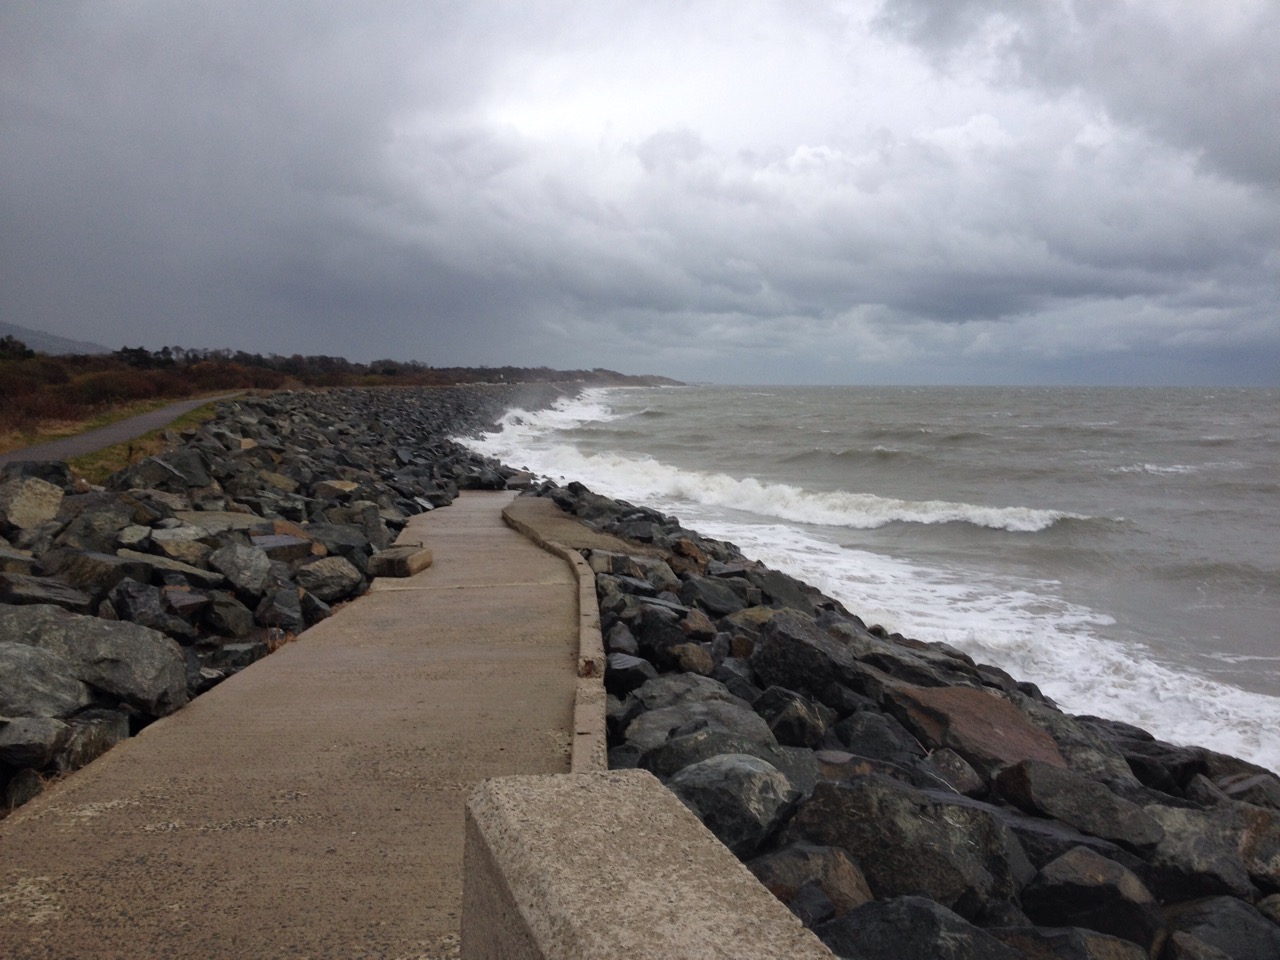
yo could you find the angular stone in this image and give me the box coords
[921,747,987,797]
[786,774,1034,921]
[991,926,1149,959]
[255,586,305,632]
[208,543,272,599]
[0,641,92,717]
[833,709,925,760]
[666,753,800,857]
[59,708,131,771]
[624,699,777,753]
[754,686,827,749]
[313,479,361,501]
[628,673,750,713]
[0,476,64,530]
[0,716,71,768]
[667,642,714,675]
[0,546,37,575]
[367,545,433,578]
[40,549,154,602]
[294,555,362,603]
[996,759,1165,850]
[204,590,256,638]
[884,683,1066,779]
[1165,896,1280,960]
[641,727,815,790]
[679,575,747,617]
[116,548,226,588]
[814,896,1019,960]
[109,578,198,641]
[1144,804,1257,899]
[748,843,873,918]
[750,609,895,701]
[1021,847,1163,952]
[0,604,188,716]
[604,653,659,697]
[0,572,94,613]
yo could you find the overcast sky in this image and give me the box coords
[3,1,1277,385]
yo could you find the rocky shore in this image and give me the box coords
[0,384,561,810]
[534,480,1280,960]
[4,385,1280,958]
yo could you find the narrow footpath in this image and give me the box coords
[0,491,578,959]
[0,392,242,466]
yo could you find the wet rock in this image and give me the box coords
[0,640,92,717]
[749,609,892,702]
[814,896,1019,960]
[920,747,986,797]
[108,578,198,642]
[666,753,800,858]
[1020,847,1164,952]
[1164,896,1280,960]
[640,726,817,793]
[786,774,1033,921]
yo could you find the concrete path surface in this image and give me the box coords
[0,392,242,466]
[0,491,578,959]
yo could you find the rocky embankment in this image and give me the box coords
[534,481,1280,960]
[0,385,561,811]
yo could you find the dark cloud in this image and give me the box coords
[1,1,1276,384]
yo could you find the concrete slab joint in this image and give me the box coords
[461,771,836,959]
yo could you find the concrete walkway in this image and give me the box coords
[0,392,242,466]
[0,491,578,959]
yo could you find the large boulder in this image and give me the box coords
[1143,804,1258,900]
[884,683,1066,779]
[666,753,800,858]
[294,555,363,603]
[748,843,874,919]
[0,641,92,717]
[0,476,64,530]
[623,699,777,754]
[813,896,1019,960]
[996,759,1165,851]
[0,716,71,768]
[208,543,273,599]
[0,604,188,716]
[1164,896,1280,960]
[786,775,1034,922]
[1020,847,1164,953]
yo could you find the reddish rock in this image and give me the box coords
[885,682,1066,779]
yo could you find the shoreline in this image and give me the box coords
[4,384,1280,955]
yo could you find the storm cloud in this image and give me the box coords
[2,1,1276,384]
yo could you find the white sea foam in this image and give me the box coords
[462,389,1280,772]
[469,400,1079,534]
[671,516,1280,773]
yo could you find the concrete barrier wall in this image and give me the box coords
[460,770,836,960]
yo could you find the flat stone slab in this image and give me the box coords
[368,544,433,578]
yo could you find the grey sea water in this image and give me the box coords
[467,385,1280,770]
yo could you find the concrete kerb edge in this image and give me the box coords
[502,502,608,774]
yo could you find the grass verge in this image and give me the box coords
[67,400,227,485]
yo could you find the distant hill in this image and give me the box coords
[0,321,108,356]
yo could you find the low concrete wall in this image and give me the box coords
[502,502,608,773]
[461,770,836,959]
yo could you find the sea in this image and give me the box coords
[463,385,1280,773]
